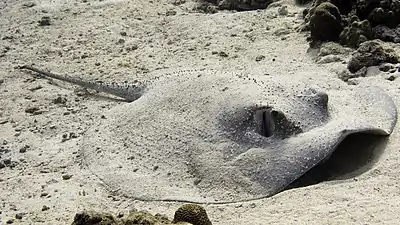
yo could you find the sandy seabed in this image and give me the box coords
[1,0,400,224]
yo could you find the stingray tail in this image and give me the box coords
[19,65,144,102]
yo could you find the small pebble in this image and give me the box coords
[19,145,30,153]
[278,6,288,16]
[235,204,243,208]
[70,132,77,138]
[41,205,50,211]
[15,213,23,219]
[255,55,265,61]
[354,67,367,77]
[126,44,138,51]
[218,51,228,57]
[6,219,14,224]
[22,2,36,7]
[38,16,51,26]
[387,75,396,81]
[61,133,69,141]
[52,96,67,105]
[0,119,8,124]
[379,63,394,72]
[62,174,72,180]
[28,85,43,91]
[194,178,201,185]
[25,107,42,115]
[166,9,177,16]
[120,31,127,36]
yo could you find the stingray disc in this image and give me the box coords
[80,70,397,203]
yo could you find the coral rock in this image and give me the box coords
[339,18,373,48]
[71,210,117,225]
[124,211,167,225]
[172,204,212,225]
[347,40,399,73]
[373,25,400,43]
[309,2,343,42]
[356,0,400,28]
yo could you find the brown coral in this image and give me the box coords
[172,204,212,225]
[71,210,117,225]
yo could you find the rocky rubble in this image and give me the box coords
[71,204,212,225]
[300,0,400,75]
[302,0,400,46]
[203,0,278,10]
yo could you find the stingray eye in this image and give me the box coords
[254,107,275,138]
[254,107,302,138]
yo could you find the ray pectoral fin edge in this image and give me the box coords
[358,86,398,133]
[230,126,392,199]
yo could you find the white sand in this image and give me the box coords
[1,0,400,224]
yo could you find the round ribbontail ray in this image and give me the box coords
[80,70,397,203]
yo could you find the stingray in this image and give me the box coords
[20,66,397,204]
